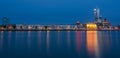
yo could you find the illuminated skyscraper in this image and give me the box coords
[94,8,102,23]
[94,8,100,19]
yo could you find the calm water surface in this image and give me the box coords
[0,31,120,58]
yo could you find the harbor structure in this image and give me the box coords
[0,8,119,31]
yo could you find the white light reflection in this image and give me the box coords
[109,31,112,45]
[115,31,119,45]
[46,31,50,53]
[0,31,4,51]
[8,31,12,48]
[38,31,41,51]
[103,31,110,49]
[67,31,70,48]
[15,31,18,48]
[86,31,100,58]
[15,31,25,49]
[57,31,60,48]
[28,31,31,49]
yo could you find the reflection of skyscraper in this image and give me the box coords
[86,31,100,58]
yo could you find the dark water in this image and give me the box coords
[0,31,120,58]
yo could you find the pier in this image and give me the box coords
[0,24,120,31]
[0,29,120,31]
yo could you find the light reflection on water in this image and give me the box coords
[8,31,12,48]
[0,31,3,51]
[38,31,41,51]
[0,31,120,58]
[57,31,60,48]
[46,31,50,53]
[86,31,100,58]
[67,31,70,49]
[76,31,82,55]
[28,31,31,50]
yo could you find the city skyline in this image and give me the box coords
[0,0,120,25]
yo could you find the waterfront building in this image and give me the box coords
[102,18,111,28]
[6,24,16,29]
[117,25,120,29]
[0,25,5,30]
[86,23,97,30]
[37,25,44,30]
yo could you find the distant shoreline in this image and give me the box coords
[0,29,120,31]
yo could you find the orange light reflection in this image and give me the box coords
[86,31,100,58]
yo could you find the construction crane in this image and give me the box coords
[2,17,9,25]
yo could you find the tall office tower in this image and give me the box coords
[94,8,101,23]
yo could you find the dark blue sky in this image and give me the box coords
[0,0,120,25]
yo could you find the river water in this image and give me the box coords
[0,31,120,58]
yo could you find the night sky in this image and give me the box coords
[0,0,120,25]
